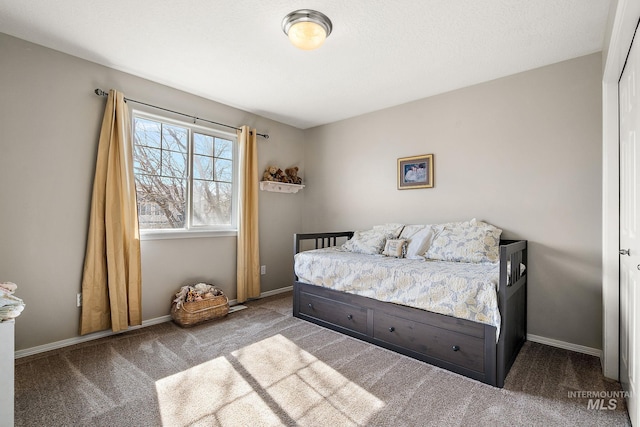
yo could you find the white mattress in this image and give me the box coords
[294,247,501,335]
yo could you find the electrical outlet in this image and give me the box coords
[260,265,266,275]
[76,293,82,307]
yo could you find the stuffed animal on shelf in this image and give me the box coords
[285,166,302,185]
[262,165,279,181]
[275,168,289,183]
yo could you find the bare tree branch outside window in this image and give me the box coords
[132,116,234,230]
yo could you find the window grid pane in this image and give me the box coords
[214,158,233,183]
[194,133,214,156]
[193,154,213,181]
[162,124,188,152]
[135,173,186,229]
[161,149,187,178]
[134,118,161,148]
[215,138,233,160]
[192,180,232,226]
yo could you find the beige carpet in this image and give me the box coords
[15,293,629,426]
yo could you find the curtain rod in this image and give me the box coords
[94,89,269,139]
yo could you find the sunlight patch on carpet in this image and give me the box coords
[155,334,384,426]
[232,334,385,425]
[155,356,281,426]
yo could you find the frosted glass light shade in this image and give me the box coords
[288,21,327,50]
[282,9,332,51]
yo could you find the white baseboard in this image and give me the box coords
[15,315,172,359]
[15,287,293,359]
[259,286,293,298]
[527,334,602,359]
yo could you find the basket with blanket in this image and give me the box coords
[171,283,229,327]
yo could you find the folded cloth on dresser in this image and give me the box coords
[294,247,501,338]
[0,288,25,321]
[0,281,17,294]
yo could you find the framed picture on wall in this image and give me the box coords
[398,154,434,190]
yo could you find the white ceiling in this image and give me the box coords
[0,1,612,129]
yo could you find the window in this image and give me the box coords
[132,112,237,235]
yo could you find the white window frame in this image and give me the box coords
[132,110,238,240]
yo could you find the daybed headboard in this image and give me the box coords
[294,231,354,255]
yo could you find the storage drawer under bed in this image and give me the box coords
[298,291,368,335]
[372,310,485,372]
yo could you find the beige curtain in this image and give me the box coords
[236,126,261,302]
[80,90,142,335]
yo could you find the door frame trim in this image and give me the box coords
[603,0,640,380]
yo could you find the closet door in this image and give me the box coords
[620,23,640,426]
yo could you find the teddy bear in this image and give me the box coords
[275,168,289,183]
[285,166,302,185]
[262,165,279,181]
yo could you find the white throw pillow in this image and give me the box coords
[399,224,427,239]
[405,226,434,259]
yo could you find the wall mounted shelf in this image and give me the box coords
[260,181,305,194]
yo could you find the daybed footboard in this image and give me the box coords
[497,240,528,387]
[292,232,527,388]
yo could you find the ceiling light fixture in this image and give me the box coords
[282,9,332,51]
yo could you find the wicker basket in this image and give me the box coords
[171,293,229,327]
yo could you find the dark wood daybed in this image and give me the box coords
[292,231,527,388]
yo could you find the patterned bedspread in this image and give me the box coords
[294,247,501,335]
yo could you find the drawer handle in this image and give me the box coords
[452,345,460,352]
[389,327,395,332]
[307,303,313,309]
[347,314,353,320]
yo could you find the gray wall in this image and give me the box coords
[0,33,304,351]
[303,53,603,350]
[1,31,604,353]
